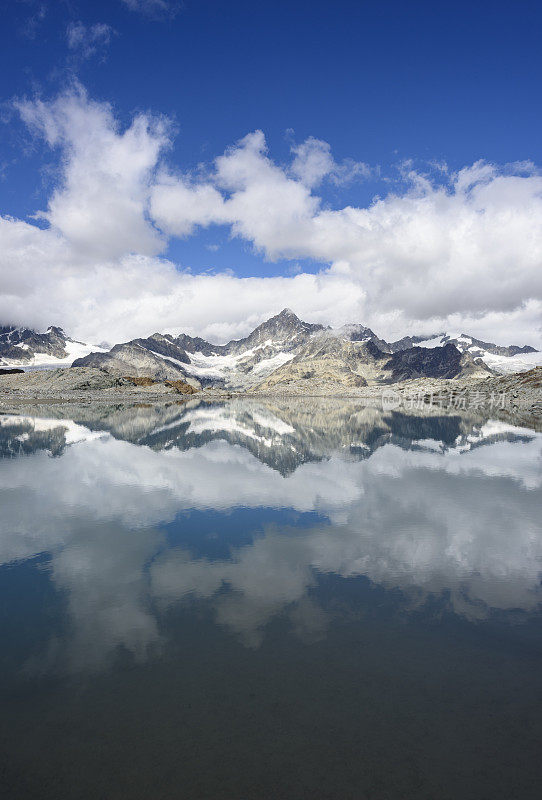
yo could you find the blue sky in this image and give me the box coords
[1,0,542,344]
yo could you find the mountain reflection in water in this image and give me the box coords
[1,399,542,799]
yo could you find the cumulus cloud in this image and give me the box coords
[0,221,364,344]
[1,86,542,346]
[150,174,226,237]
[153,133,542,324]
[14,85,169,259]
[66,21,113,60]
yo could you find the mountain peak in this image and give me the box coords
[277,308,297,318]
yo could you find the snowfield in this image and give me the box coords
[2,339,107,370]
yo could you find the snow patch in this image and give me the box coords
[479,350,542,374]
[251,351,294,374]
[1,339,107,370]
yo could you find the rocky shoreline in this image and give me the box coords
[1,366,541,426]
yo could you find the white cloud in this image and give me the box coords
[153,135,542,325]
[150,174,226,237]
[0,220,363,343]
[14,85,169,260]
[290,135,372,188]
[120,0,180,18]
[2,86,542,347]
[66,22,113,60]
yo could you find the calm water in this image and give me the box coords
[1,399,542,799]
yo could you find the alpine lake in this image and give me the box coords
[1,397,542,799]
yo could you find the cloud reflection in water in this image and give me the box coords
[1,401,541,670]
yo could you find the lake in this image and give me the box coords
[1,399,542,799]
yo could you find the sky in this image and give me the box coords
[1,0,542,346]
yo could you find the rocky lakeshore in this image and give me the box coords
[1,366,541,428]
[0,367,212,405]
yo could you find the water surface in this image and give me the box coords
[1,400,542,799]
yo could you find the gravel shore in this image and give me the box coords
[1,366,541,423]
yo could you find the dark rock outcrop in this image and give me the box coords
[387,334,442,352]
[384,343,492,381]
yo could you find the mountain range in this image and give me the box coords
[1,309,540,388]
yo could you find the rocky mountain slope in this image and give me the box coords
[74,335,201,385]
[253,335,491,392]
[73,309,322,386]
[0,325,104,368]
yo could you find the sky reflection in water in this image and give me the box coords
[1,400,542,799]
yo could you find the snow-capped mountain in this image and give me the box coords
[70,308,540,388]
[5,310,535,385]
[0,325,105,369]
[74,308,325,386]
[389,332,540,374]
